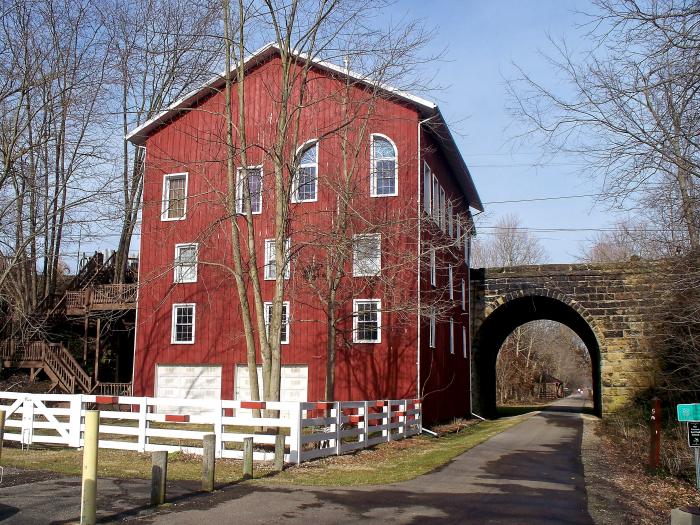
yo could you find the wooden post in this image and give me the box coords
[83,315,89,364]
[274,433,285,471]
[202,433,216,492]
[80,410,100,525]
[94,317,101,383]
[151,451,168,505]
[649,397,661,470]
[0,409,5,462]
[242,437,253,479]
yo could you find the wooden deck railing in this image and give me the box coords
[91,284,137,305]
[91,382,133,396]
[0,340,92,393]
[64,284,137,312]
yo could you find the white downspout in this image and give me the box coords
[417,115,436,404]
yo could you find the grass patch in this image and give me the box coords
[262,414,529,486]
[0,446,273,483]
[0,415,528,487]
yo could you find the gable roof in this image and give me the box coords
[126,42,483,212]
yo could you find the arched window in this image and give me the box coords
[292,141,318,202]
[370,135,398,197]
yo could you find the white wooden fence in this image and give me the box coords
[0,392,421,464]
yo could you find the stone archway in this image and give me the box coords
[472,293,602,418]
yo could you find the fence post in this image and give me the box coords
[335,402,342,455]
[69,395,82,447]
[137,398,147,452]
[151,451,168,505]
[387,401,393,442]
[0,409,5,461]
[242,437,253,479]
[80,410,99,525]
[202,433,216,492]
[290,403,302,464]
[214,400,223,459]
[649,397,661,470]
[362,401,369,448]
[274,433,285,471]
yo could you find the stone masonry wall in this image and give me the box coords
[470,261,671,416]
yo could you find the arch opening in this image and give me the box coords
[474,295,602,417]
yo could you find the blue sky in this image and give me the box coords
[399,0,622,262]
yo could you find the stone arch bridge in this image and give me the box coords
[470,261,668,417]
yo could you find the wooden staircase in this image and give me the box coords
[1,340,92,393]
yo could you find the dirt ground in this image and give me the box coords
[582,415,698,525]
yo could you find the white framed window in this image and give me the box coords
[370,134,398,197]
[236,166,262,214]
[161,173,188,221]
[430,246,436,287]
[448,265,453,299]
[440,187,446,233]
[264,301,290,344]
[353,233,381,277]
[462,325,468,358]
[448,201,454,237]
[171,303,195,344]
[432,174,440,224]
[461,279,466,311]
[423,161,431,213]
[457,223,462,249]
[450,318,454,354]
[429,307,436,348]
[465,234,471,266]
[353,299,381,343]
[292,141,318,202]
[174,243,198,283]
[264,238,291,280]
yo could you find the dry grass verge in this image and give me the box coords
[583,416,697,525]
[0,415,528,487]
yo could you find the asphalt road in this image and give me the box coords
[0,396,593,525]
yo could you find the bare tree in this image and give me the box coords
[105,0,222,284]
[507,0,700,251]
[0,0,111,337]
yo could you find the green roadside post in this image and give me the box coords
[677,403,700,491]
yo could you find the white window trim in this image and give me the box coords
[161,172,188,222]
[429,307,436,349]
[432,174,440,224]
[264,238,291,281]
[369,133,398,198]
[430,246,436,287]
[174,243,198,283]
[462,325,468,358]
[461,279,466,311]
[235,165,263,215]
[423,161,431,213]
[291,140,318,203]
[171,303,195,344]
[448,265,453,300]
[353,299,381,343]
[448,201,454,237]
[450,318,454,354]
[440,187,447,233]
[456,223,462,249]
[352,233,381,277]
[264,301,290,345]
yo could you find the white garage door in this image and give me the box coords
[155,365,222,414]
[235,365,308,403]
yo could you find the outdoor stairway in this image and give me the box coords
[0,340,131,395]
